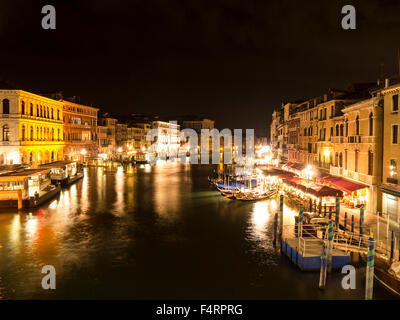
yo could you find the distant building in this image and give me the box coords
[150,120,180,158]
[61,98,99,160]
[97,115,117,155]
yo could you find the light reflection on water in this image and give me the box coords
[0,164,395,299]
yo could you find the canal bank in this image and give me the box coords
[0,163,396,299]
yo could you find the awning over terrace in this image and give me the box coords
[320,175,368,194]
[283,176,343,198]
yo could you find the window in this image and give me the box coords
[57,109,60,120]
[36,105,39,117]
[2,99,9,114]
[30,103,33,116]
[330,105,334,118]
[355,150,359,172]
[21,101,25,114]
[336,125,339,136]
[40,106,43,117]
[393,94,399,112]
[390,159,398,179]
[345,119,348,136]
[368,151,373,176]
[51,108,54,119]
[30,126,33,140]
[324,108,327,120]
[2,125,9,141]
[345,149,348,170]
[22,125,25,141]
[356,115,360,135]
[393,125,398,144]
[304,128,307,136]
[330,127,333,139]
[323,128,326,140]
[369,113,373,136]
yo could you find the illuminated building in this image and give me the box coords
[330,97,383,213]
[0,89,64,166]
[150,121,180,158]
[97,115,117,155]
[375,78,400,223]
[61,98,99,160]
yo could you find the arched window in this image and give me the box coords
[47,107,49,118]
[51,128,54,140]
[340,124,344,136]
[2,125,10,141]
[2,99,10,114]
[57,128,60,140]
[30,126,33,140]
[30,103,33,116]
[22,125,25,141]
[345,119,348,137]
[336,125,339,136]
[335,152,338,167]
[51,108,54,119]
[21,101,25,114]
[356,115,360,135]
[339,153,343,167]
[36,105,39,117]
[369,112,373,136]
[57,109,60,120]
[40,106,43,117]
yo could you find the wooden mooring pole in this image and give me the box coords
[365,233,375,300]
[319,245,327,289]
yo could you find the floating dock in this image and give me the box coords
[281,238,350,271]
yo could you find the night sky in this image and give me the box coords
[1,0,400,136]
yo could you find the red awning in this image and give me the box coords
[328,178,368,194]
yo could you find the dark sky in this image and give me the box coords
[1,0,400,136]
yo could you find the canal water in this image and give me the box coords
[0,162,396,299]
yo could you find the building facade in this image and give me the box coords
[62,99,99,160]
[377,80,400,223]
[97,116,117,156]
[0,90,64,166]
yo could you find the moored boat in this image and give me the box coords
[38,161,84,186]
[0,168,60,208]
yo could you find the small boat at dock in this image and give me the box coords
[38,161,84,187]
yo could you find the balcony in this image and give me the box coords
[387,177,398,184]
[331,136,344,144]
[347,135,362,143]
[362,136,377,144]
